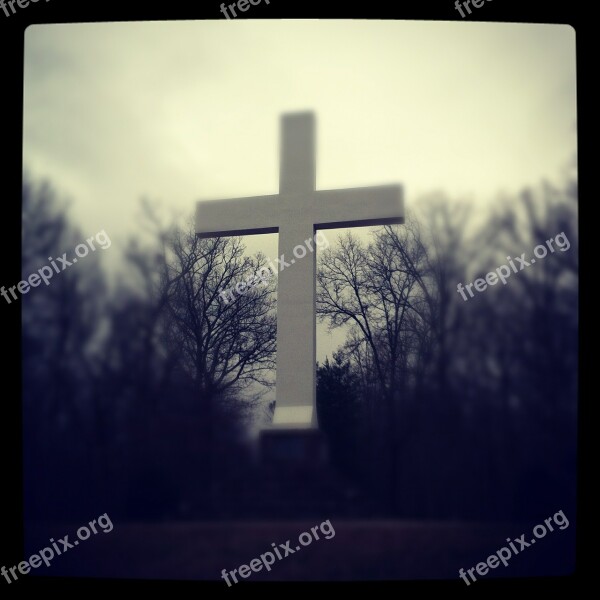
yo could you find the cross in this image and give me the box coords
[196,112,404,429]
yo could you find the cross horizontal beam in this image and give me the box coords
[197,185,404,238]
[196,194,280,238]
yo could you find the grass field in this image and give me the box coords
[24,519,574,582]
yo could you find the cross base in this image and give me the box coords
[259,427,329,468]
[271,405,317,428]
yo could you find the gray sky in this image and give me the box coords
[23,20,577,363]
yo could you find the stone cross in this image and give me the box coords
[197,112,403,428]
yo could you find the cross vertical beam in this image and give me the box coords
[274,113,318,427]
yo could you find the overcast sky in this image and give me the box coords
[23,20,577,362]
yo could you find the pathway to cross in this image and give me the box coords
[197,112,403,428]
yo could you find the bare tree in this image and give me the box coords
[316,221,427,511]
[162,221,277,401]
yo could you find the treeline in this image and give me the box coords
[316,179,578,520]
[21,172,577,521]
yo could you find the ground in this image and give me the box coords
[25,520,574,582]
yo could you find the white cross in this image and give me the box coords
[197,112,404,428]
